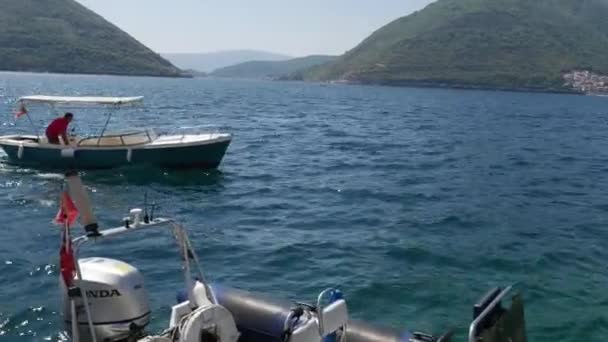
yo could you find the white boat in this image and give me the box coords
[56,174,527,342]
[0,96,231,169]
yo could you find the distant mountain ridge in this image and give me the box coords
[296,0,608,92]
[211,55,337,79]
[0,0,181,77]
[163,50,292,73]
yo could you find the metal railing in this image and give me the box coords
[76,129,155,147]
[468,285,514,342]
[161,124,224,141]
[72,125,228,147]
[68,215,211,342]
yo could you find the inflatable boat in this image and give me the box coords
[56,174,527,342]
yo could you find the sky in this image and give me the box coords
[76,0,436,57]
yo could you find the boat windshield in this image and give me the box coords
[77,129,157,147]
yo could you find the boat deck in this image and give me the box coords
[150,133,231,146]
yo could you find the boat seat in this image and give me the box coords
[169,301,191,328]
[77,134,149,147]
[319,299,348,338]
[290,318,321,342]
[121,134,151,146]
[287,299,348,342]
[316,288,348,341]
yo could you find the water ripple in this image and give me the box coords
[0,74,607,342]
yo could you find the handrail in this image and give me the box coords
[69,216,212,341]
[76,130,154,147]
[162,124,223,137]
[72,218,173,247]
[72,217,208,286]
[69,218,175,342]
[82,130,148,139]
[316,288,333,337]
[468,285,513,342]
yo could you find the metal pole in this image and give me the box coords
[73,246,98,342]
[24,113,40,140]
[184,232,217,304]
[468,285,513,342]
[97,107,114,146]
[71,299,79,342]
[179,228,193,304]
[171,222,217,305]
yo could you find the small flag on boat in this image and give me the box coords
[14,103,27,119]
[55,191,79,227]
[59,229,76,287]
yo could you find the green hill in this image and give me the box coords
[163,50,292,73]
[211,55,337,79]
[297,0,608,91]
[0,0,181,77]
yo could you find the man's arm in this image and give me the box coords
[61,132,69,145]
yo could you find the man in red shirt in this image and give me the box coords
[45,112,73,145]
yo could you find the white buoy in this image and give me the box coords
[126,148,132,162]
[61,148,75,158]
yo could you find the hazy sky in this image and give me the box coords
[76,0,435,57]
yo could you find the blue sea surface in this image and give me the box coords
[0,72,607,341]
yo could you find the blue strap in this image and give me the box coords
[400,330,414,342]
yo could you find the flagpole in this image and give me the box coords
[74,250,97,342]
[58,188,97,342]
[61,196,80,342]
[68,228,79,342]
[71,298,79,342]
[67,220,97,342]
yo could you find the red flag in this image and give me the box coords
[55,191,79,227]
[14,103,27,119]
[60,230,76,287]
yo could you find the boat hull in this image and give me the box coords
[0,137,231,170]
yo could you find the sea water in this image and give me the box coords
[0,72,607,341]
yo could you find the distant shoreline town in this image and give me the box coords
[564,70,608,95]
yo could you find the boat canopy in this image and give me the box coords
[18,95,144,107]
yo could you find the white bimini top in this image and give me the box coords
[18,95,144,107]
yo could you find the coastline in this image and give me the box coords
[366,79,582,95]
[0,69,191,79]
[286,78,586,95]
[4,69,605,96]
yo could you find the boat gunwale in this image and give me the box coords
[0,133,232,151]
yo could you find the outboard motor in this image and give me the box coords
[61,257,151,342]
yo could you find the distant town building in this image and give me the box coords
[564,70,608,94]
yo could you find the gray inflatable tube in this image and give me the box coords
[209,284,413,342]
